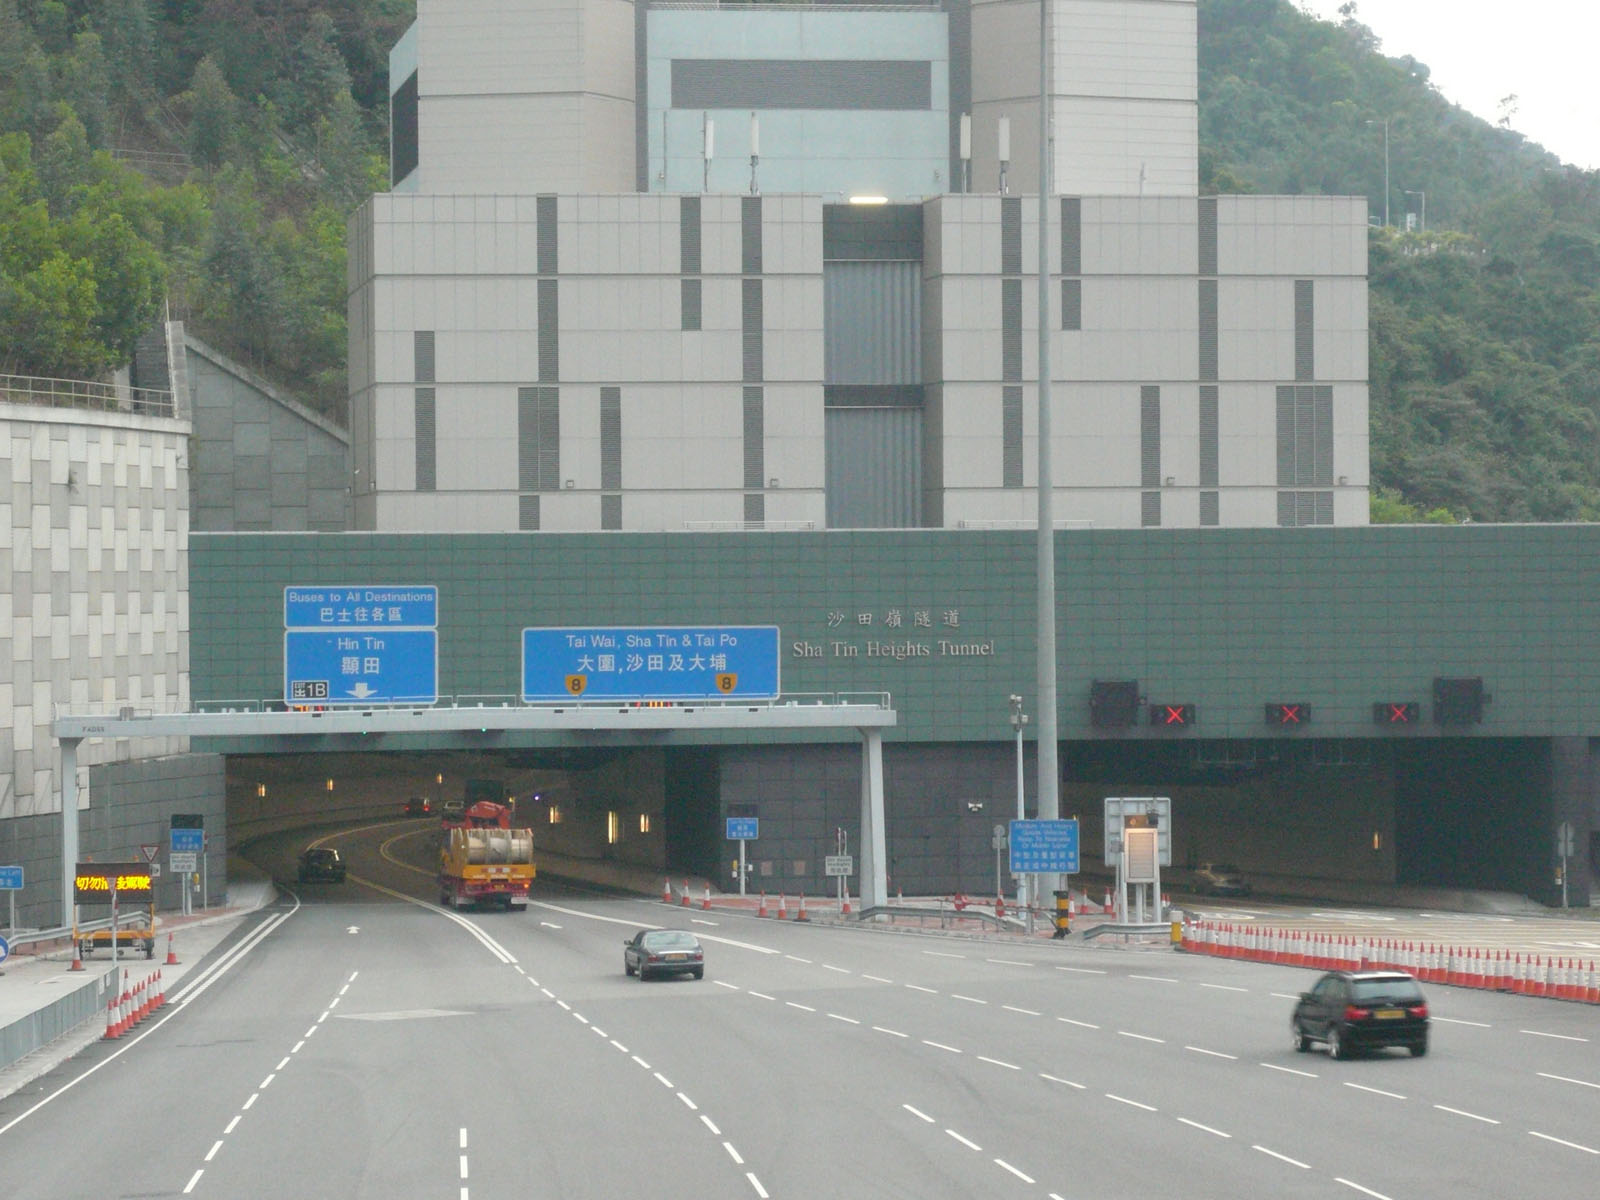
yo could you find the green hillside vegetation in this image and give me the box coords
[1,0,1596,521]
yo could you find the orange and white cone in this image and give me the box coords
[680,879,691,907]
[662,879,674,905]
[103,990,122,1040]
[165,932,179,965]
[796,892,809,921]
[778,893,788,920]
[758,891,769,918]
[841,886,852,916]
[702,886,712,911]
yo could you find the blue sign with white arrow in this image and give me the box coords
[284,629,439,705]
[1008,819,1080,874]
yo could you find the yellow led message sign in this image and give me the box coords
[74,863,154,905]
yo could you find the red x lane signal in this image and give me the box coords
[1149,703,1195,727]
[1373,701,1420,725]
[1265,702,1310,726]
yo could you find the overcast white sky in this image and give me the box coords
[1297,1,1599,169]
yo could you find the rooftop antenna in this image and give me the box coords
[749,112,760,195]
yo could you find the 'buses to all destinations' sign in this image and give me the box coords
[283,584,440,705]
[522,626,781,701]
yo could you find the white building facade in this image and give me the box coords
[350,0,1368,532]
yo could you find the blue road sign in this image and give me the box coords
[1009,819,1080,874]
[170,829,204,854]
[284,585,437,630]
[284,629,439,705]
[726,817,759,840]
[522,626,780,702]
[0,935,8,964]
[0,865,22,889]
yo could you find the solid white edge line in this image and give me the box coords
[1178,1117,1231,1138]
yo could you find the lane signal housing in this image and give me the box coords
[1265,702,1310,727]
[1373,701,1420,726]
[1149,703,1196,728]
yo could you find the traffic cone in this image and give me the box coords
[995,895,1006,919]
[701,886,712,911]
[70,941,85,971]
[680,879,691,907]
[778,893,788,920]
[165,932,179,965]
[758,891,769,918]
[796,892,809,921]
[104,991,122,1040]
[154,968,166,1009]
[662,879,673,905]
[1103,889,1114,915]
[841,885,852,916]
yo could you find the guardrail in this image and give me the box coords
[5,913,150,952]
[1,374,176,418]
[858,903,1020,932]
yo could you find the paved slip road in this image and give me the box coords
[1,822,1596,1200]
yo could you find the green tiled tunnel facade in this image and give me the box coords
[192,525,1600,740]
[190,527,1599,904]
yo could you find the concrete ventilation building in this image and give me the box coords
[350,0,1368,533]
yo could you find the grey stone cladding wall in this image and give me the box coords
[185,335,351,532]
[0,403,191,853]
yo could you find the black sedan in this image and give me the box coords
[624,929,705,981]
[296,847,347,884]
[1292,970,1429,1058]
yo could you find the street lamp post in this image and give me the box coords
[1366,119,1390,227]
[1008,694,1028,919]
[1404,189,1425,233]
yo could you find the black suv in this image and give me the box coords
[296,847,347,884]
[1292,970,1429,1058]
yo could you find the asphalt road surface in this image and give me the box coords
[1,822,1595,1199]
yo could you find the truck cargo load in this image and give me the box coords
[439,824,535,910]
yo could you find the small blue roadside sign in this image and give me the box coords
[726,817,759,840]
[284,585,437,629]
[522,626,780,702]
[1009,819,1080,874]
[0,935,9,964]
[284,629,439,705]
[170,829,204,854]
[0,866,22,889]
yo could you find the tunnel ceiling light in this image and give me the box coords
[848,194,888,205]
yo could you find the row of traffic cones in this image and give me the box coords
[660,879,838,921]
[104,969,167,1039]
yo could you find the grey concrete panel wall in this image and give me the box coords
[184,337,351,533]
